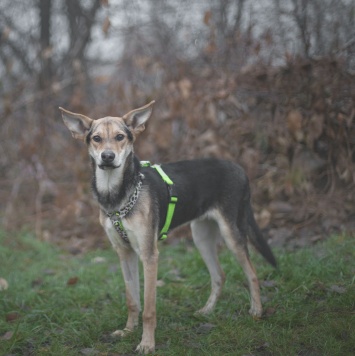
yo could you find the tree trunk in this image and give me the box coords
[38,0,52,89]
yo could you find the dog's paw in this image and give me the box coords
[249,306,262,319]
[111,328,132,338]
[195,306,213,316]
[136,341,155,354]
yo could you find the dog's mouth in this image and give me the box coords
[98,164,121,170]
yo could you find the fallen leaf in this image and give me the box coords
[80,348,99,355]
[67,277,79,286]
[31,278,44,288]
[287,110,303,141]
[328,285,346,294]
[195,323,216,334]
[255,341,270,352]
[6,312,20,322]
[257,209,271,229]
[156,279,165,287]
[310,235,323,243]
[186,341,203,349]
[0,278,9,291]
[91,256,106,264]
[0,331,13,340]
[68,247,82,255]
[43,269,55,275]
[264,307,277,317]
[261,280,277,288]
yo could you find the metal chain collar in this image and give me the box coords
[106,173,144,243]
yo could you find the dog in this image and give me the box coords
[60,101,276,354]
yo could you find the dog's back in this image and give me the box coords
[143,158,276,267]
[155,158,248,225]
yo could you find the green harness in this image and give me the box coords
[140,161,178,240]
[107,161,177,243]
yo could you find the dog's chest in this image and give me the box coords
[102,214,147,254]
[95,168,124,194]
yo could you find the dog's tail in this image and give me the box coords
[246,204,277,268]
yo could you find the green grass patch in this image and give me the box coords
[0,231,354,355]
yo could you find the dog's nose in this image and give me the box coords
[101,150,115,163]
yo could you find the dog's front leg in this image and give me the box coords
[99,211,141,337]
[112,247,141,336]
[136,246,159,354]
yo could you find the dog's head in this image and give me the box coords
[60,101,155,170]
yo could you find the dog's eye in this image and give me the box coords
[93,135,102,142]
[115,134,125,141]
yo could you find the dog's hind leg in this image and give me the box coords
[191,219,225,315]
[112,247,141,336]
[218,217,262,318]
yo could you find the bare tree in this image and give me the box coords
[65,0,101,65]
[272,0,355,64]
[291,0,311,57]
[39,0,52,89]
[0,0,102,93]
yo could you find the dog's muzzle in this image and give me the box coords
[101,150,115,163]
[99,150,120,170]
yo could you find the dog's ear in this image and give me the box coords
[123,101,155,135]
[59,107,93,141]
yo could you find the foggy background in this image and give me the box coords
[1,0,354,251]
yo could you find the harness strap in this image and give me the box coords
[141,161,178,240]
[160,195,177,240]
[151,164,174,185]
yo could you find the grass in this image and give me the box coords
[0,231,354,356]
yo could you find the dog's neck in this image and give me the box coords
[91,153,141,212]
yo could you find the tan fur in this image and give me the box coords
[89,118,131,151]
